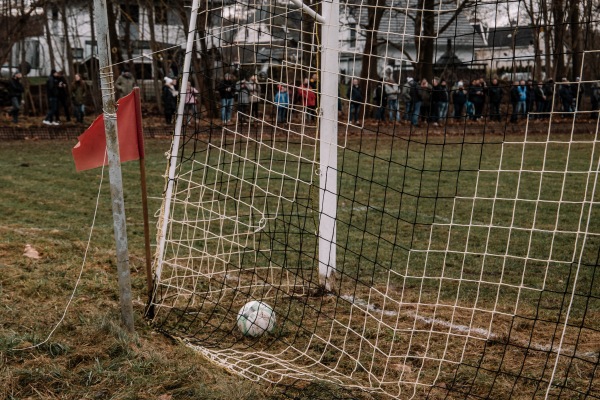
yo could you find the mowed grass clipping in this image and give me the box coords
[0,139,271,399]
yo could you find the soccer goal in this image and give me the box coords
[148,0,600,398]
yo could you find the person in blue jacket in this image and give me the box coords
[274,84,289,125]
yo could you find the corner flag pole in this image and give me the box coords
[93,0,135,332]
[131,87,154,312]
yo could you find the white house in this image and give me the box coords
[337,0,487,81]
[4,1,187,80]
[475,25,539,79]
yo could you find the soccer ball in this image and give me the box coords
[237,301,276,337]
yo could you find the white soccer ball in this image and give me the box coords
[237,300,276,337]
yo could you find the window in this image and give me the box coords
[72,48,84,60]
[85,40,98,57]
[119,4,139,39]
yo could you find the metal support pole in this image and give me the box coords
[318,0,339,293]
[155,0,200,282]
[93,0,135,332]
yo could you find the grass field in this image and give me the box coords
[152,126,600,399]
[2,129,600,399]
[0,139,273,399]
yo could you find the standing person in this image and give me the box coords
[247,75,261,122]
[184,81,199,125]
[571,77,583,111]
[468,79,484,121]
[56,71,71,123]
[543,79,555,117]
[347,78,363,125]
[590,82,600,121]
[43,69,60,125]
[451,81,467,122]
[372,79,387,125]
[70,73,87,124]
[510,80,526,123]
[418,78,431,125]
[338,79,345,118]
[299,77,317,122]
[384,76,399,123]
[479,78,488,118]
[558,78,574,119]
[217,73,235,124]
[236,76,250,123]
[309,73,319,92]
[8,72,24,124]
[526,79,536,117]
[534,82,546,119]
[410,77,423,127]
[162,77,178,125]
[274,84,289,125]
[488,78,503,122]
[400,77,413,123]
[115,69,136,100]
[435,79,450,125]
[430,78,440,125]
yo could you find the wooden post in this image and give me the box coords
[93,0,135,333]
[131,87,154,317]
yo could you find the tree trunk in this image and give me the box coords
[540,0,552,79]
[19,0,33,116]
[121,0,135,74]
[44,5,56,72]
[415,0,435,81]
[60,1,74,79]
[359,0,385,110]
[88,1,101,112]
[552,0,567,80]
[146,0,163,112]
[106,1,124,78]
[197,6,218,119]
[569,0,581,81]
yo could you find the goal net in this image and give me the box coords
[148,0,600,398]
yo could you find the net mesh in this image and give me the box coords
[148,0,600,398]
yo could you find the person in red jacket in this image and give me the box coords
[299,78,317,122]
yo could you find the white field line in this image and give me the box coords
[339,206,487,226]
[340,294,598,361]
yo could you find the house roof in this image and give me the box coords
[213,0,485,49]
[347,0,486,49]
[487,26,535,48]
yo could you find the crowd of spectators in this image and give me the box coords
[354,75,600,128]
[7,68,598,128]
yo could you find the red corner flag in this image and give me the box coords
[72,88,145,172]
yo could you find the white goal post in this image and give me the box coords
[148,1,600,399]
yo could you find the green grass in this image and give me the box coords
[153,130,600,399]
[0,139,272,399]
[2,133,600,399]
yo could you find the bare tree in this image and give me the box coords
[569,0,582,80]
[145,0,163,112]
[356,0,386,104]
[551,0,568,80]
[522,0,544,81]
[60,1,74,78]
[196,3,219,118]
[0,0,46,70]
